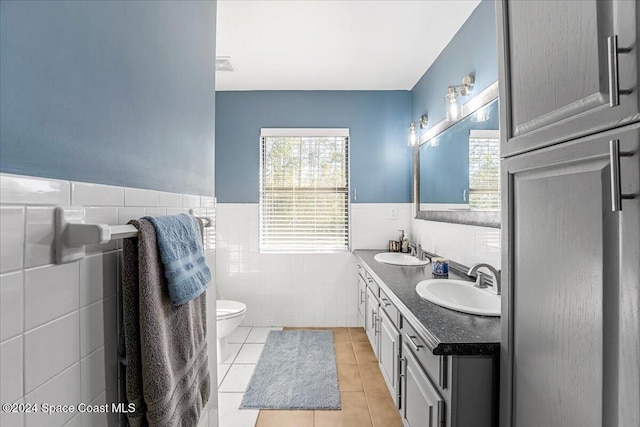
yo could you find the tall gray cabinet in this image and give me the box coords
[497,1,639,426]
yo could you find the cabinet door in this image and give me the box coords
[365,287,379,357]
[497,0,639,156]
[378,309,399,405]
[501,124,639,427]
[401,342,445,427]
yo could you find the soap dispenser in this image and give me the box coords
[399,230,409,253]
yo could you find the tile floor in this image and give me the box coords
[216,326,402,427]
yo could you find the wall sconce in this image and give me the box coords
[408,114,429,147]
[445,75,475,121]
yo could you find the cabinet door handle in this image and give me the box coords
[374,313,379,335]
[404,334,423,352]
[609,139,635,212]
[608,35,632,107]
[360,289,364,305]
[399,356,407,411]
[610,139,623,211]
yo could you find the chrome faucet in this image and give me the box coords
[407,242,431,261]
[467,263,501,295]
[407,242,418,257]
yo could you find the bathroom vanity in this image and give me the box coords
[354,250,500,427]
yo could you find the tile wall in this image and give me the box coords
[411,218,501,269]
[215,203,413,327]
[0,173,217,427]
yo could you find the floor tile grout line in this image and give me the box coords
[363,391,376,427]
[354,340,377,427]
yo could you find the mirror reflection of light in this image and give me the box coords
[472,105,490,122]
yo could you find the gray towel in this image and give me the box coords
[121,219,210,427]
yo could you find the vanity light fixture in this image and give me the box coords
[445,75,475,121]
[408,114,429,147]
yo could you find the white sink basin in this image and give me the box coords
[374,252,430,266]
[415,279,501,316]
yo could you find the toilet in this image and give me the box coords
[216,300,247,362]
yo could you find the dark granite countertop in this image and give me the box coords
[353,250,501,356]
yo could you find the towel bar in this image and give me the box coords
[55,206,213,264]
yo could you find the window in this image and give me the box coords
[259,128,349,253]
[468,130,500,210]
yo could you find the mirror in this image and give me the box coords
[414,82,500,228]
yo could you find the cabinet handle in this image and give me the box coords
[404,334,423,352]
[374,313,379,335]
[607,35,632,107]
[381,297,391,307]
[610,139,622,211]
[360,289,364,305]
[398,355,406,378]
[399,356,407,411]
[609,139,635,212]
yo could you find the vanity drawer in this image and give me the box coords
[379,288,399,329]
[356,263,366,280]
[402,319,447,390]
[364,271,379,294]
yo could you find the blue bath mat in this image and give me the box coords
[240,330,340,410]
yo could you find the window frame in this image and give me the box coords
[259,128,351,254]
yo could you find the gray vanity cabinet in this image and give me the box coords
[501,124,640,427]
[497,0,639,156]
[400,341,445,427]
[354,257,499,427]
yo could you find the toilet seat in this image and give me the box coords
[216,300,247,321]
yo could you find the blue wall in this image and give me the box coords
[215,91,411,203]
[411,0,496,129]
[0,1,217,196]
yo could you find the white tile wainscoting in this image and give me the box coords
[0,173,217,427]
[411,217,501,270]
[215,203,413,328]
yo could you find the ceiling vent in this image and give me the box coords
[216,56,237,72]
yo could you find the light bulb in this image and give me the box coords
[408,122,417,146]
[445,87,462,121]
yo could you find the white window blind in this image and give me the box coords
[260,128,349,253]
[468,130,500,210]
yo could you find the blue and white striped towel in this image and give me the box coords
[144,214,211,305]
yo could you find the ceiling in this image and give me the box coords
[215,0,481,91]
